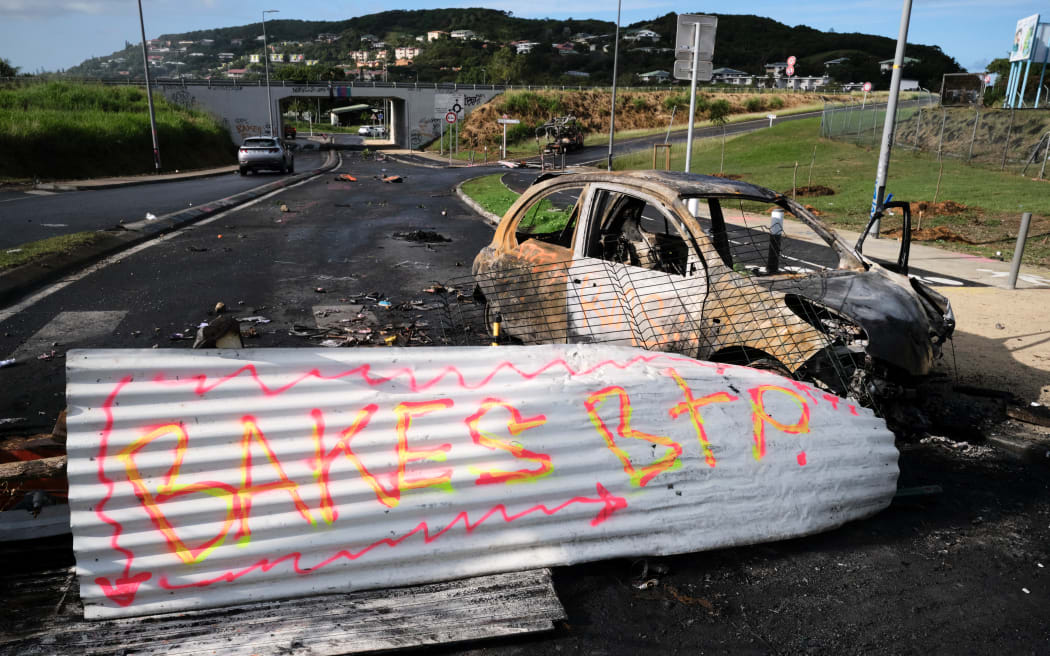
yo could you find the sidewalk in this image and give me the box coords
[34,164,238,192]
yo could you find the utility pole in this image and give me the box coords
[262,9,279,136]
[869,0,912,240]
[606,0,622,171]
[136,0,161,172]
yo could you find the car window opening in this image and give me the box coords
[586,190,693,277]
[514,185,585,250]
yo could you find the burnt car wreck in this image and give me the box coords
[472,170,955,401]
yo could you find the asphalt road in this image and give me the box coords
[0,150,325,250]
[1,148,1047,654]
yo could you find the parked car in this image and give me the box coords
[237,137,294,175]
[283,124,297,140]
[472,170,955,398]
[358,125,387,138]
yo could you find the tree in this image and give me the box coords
[0,58,19,77]
[708,99,731,174]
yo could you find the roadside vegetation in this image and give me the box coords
[0,82,235,180]
[460,173,518,217]
[613,117,1050,267]
[0,231,104,270]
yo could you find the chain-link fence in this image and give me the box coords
[821,94,1050,176]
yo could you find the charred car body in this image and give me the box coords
[472,170,954,399]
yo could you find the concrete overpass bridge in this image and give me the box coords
[156,80,504,148]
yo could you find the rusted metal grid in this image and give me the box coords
[433,243,869,404]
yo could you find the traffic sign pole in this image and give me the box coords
[684,22,702,173]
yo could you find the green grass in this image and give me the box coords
[461,173,519,217]
[614,116,1050,266]
[0,231,104,270]
[285,119,365,134]
[0,81,235,180]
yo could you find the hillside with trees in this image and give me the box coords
[61,9,962,90]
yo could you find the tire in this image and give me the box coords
[748,357,792,377]
[279,161,287,174]
[289,159,295,174]
[238,166,247,176]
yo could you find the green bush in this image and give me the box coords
[0,81,235,179]
[768,96,785,109]
[631,97,648,111]
[745,96,766,112]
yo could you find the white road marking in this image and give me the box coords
[0,162,336,324]
[9,310,127,359]
[975,268,1050,287]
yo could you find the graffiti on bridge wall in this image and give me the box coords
[67,346,896,618]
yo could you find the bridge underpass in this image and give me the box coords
[159,82,502,148]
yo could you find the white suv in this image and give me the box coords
[358,125,387,138]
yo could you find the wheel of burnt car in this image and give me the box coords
[746,357,792,377]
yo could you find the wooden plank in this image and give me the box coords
[0,455,66,483]
[3,569,565,656]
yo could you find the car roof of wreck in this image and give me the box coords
[544,170,781,202]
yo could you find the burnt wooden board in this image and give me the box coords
[2,568,564,655]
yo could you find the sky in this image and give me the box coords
[0,0,1042,74]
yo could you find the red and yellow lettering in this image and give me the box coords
[394,399,454,492]
[665,368,737,467]
[117,424,237,564]
[236,416,315,543]
[311,405,401,519]
[465,398,551,485]
[584,386,682,487]
[748,385,810,463]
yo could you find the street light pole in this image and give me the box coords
[262,9,279,135]
[606,0,622,171]
[136,0,161,172]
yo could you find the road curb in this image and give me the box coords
[0,150,339,307]
[34,166,240,192]
[455,176,503,228]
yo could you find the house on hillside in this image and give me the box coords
[712,67,754,85]
[231,38,243,46]
[450,29,476,40]
[201,39,215,46]
[553,43,577,56]
[879,57,919,73]
[218,52,235,61]
[427,30,448,42]
[226,68,246,79]
[515,42,540,54]
[315,33,340,43]
[765,62,788,77]
[638,70,671,83]
[624,29,660,42]
[774,75,830,91]
[349,51,370,63]
[395,46,421,60]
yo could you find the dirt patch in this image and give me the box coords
[794,185,835,197]
[882,225,978,244]
[804,204,823,216]
[710,173,742,180]
[910,200,968,215]
[393,230,451,243]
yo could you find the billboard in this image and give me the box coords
[1011,14,1040,62]
[940,72,985,106]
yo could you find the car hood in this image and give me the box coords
[773,268,950,377]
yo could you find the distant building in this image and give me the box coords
[450,29,476,40]
[879,57,919,73]
[360,34,379,43]
[350,51,370,63]
[553,43,576,56]
[375,50,389,60]
[231,38,243,46]
[226,68,247,79]
[218,52,235,61]
[765,62,788,77]
[426,30,447,42]
[773,75,830,91]
[565,70,590,78]
[315,33,340,43]
[638,70,671,83]
[515,41,539,54]
[823,57,849,69]
[200,39,215,46]
[395,46,421,60]
[625,29,660,42]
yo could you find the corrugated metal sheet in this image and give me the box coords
[67,345,898,619]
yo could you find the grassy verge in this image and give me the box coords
[614,116,1050,267]
[0,231,104,270]
[285,120,365,134]
[0,81,235,180]
[461,173,518,217]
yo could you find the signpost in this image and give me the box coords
[674,14,717,179]
[445,111,457,165]
[862,81,872,108]
[786,55,796,78]
[497,115,520,160]
[766,113,777,128]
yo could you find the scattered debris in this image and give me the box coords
[394,230,452,243]
[193,316,243,349]
[320,339,346,348]
[236,316,271,324]
[5,248,23,254]
[280,204,290,213]
[378,300,392,308]
[315,287,327,294]
[382,175,404,183]
[794,185,835,197]
[186,246,209,253]
[0,358,15,368]
[337,174,357,182]
[145,212,158,221]
[803,204,823,216]
[919,435,996,458]
[213,301,226,315]
[0,417,26,426]
[37,350,57,361]
[1006,404,1050,428]
[909,200,968,216]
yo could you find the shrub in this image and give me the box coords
[768,95,785,109]
[745,96,766,112]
